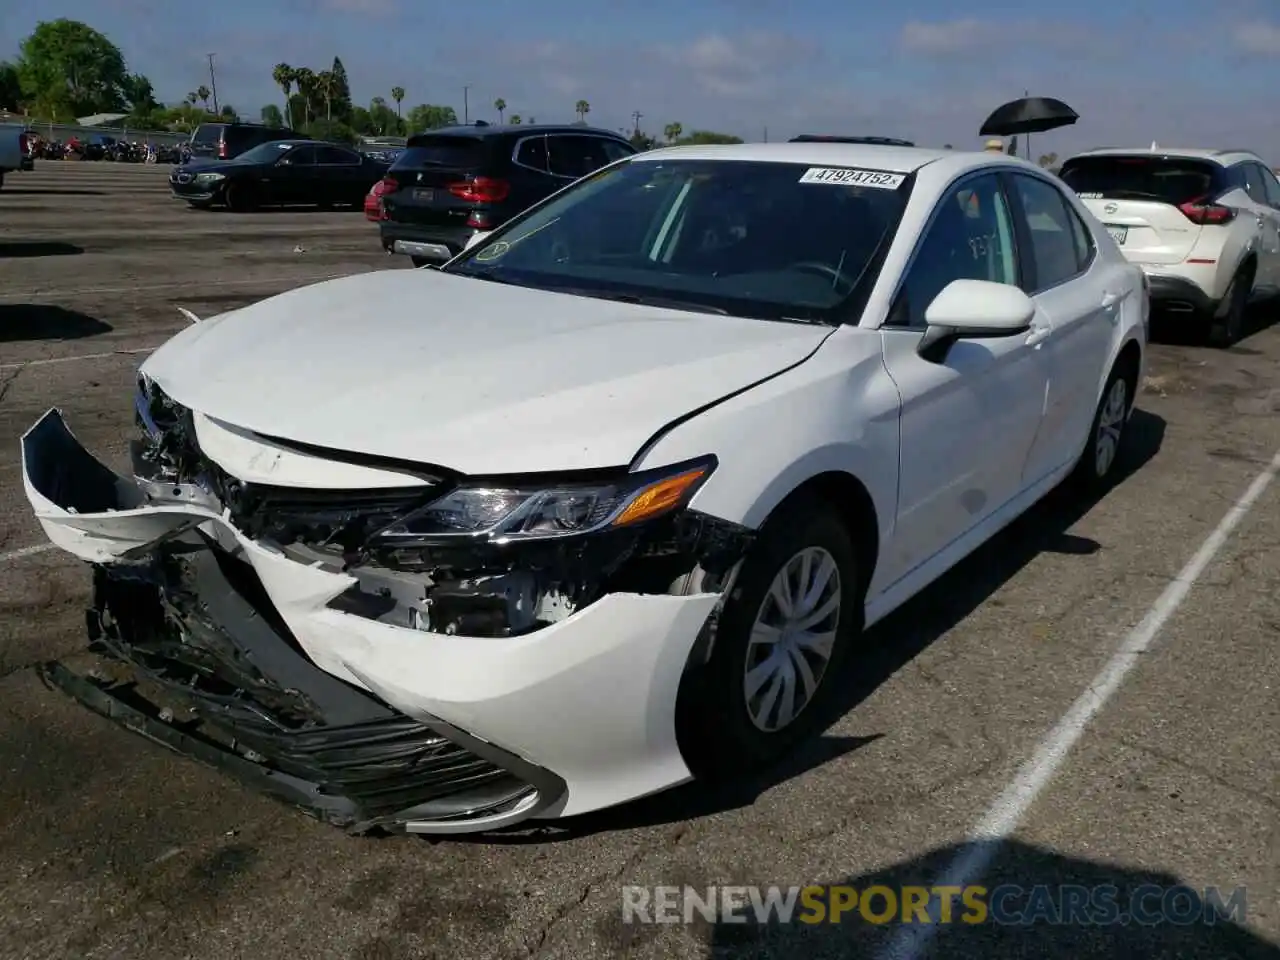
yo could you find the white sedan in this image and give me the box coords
[21,142,1147,835]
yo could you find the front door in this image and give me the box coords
[878,172,1052,585]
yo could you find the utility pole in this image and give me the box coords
[463,85,470,124]
[763,126,768,143]
[631,110,642,136]
[207,53,219,115]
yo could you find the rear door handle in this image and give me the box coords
[1101,291,1122,309]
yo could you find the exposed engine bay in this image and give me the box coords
[134,377,754,640]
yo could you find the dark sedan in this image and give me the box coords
[169,139,389,211]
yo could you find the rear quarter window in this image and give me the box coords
[396,137,492,169]
[1058,156,1223,205]
[191,124,225,145]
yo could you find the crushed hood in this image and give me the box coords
[141,269,831,475]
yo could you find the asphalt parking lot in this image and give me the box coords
[0,161,1277,960]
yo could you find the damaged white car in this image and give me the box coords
[22,143,1147,835]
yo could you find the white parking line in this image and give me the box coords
[0,543,55,563]
[880,449,1280,959]
[0,346,158,370]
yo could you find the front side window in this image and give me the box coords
[1260,165,1280,208]
[893,174,1017,327]
[1011,174,1087,291]
[445,158,911,323]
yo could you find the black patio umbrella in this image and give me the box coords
[979,97,1079,136]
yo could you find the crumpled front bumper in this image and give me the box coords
[21,409,723,832]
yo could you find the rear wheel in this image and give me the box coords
[1069,359,1134,492]
[1208,267,1251,347]
[679,497,862,775]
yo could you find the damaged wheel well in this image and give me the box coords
[773,471,879,597]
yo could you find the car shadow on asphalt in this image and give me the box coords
[1149,300,1277,349]
[683,840,1278,958]
[457,410,1167,846]
[0,304,112,342]
[0,241,85,258]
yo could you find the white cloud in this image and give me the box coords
[1231,20,1280,54]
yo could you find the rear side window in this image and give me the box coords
[601,139,635,163]
[1241,164,1269,203]
[396,136,490,170]
[546,135,611,179]
[1011,174,1090,291]
[1260,166,1280,208]
[191,124,225,145]
[317,145,359,164]
[1058,156,1222,206]
[514,136,549,172]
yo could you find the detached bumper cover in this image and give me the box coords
[21,409,729,831]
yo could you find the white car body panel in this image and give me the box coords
[141,269,830,475]
[19,142,1148,832]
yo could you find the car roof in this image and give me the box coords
[1066,147,1263,167]
[632,141,993,175]
[412,123,628,140]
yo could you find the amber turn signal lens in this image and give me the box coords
[611,467,708,527]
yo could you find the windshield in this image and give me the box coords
[444,158,910,322]
[1059,156,1222,205]
[234,141,297,164]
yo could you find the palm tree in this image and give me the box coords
[574,99,590,122]
[294,67,316,123]
[196,85,211,111]
[185,92,198,107]
[509,114,521,125]
[493,97,506,122]
[663,122,682,144]
[316,71,335,121]
[273,63,294,127]
[527,116,536,124]
[391,86,405,118]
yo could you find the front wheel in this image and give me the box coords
[678,498,861,776]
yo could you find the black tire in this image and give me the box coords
[1208,268,1251,347]
[1069,359,1134,492]
[186,200,212,210]
[223,181,255,212]
[679,497,862,776]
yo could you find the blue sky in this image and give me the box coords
[4,0,1279,159]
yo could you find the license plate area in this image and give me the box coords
[412,188,435,202]
[1106,224,1128,244]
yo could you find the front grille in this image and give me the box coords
[75,556,540,829]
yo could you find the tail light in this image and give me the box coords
[217,140,228,159]
[364,177,397,221]
[448,177,510,203]
[1178,200,1234,225]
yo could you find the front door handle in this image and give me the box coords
[1026,325,1052,347]
[1101,291,1122,309]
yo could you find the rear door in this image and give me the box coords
[1058,154,1227,265]
[271,144,318,203]
[382,134,499,227]
[315,144,365,203]
[1241,163,1280,292]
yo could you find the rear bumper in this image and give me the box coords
[378,221,477,261]
[1144,274,1214,315]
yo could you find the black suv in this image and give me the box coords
[189,121,307,161]
[369,123,636,265]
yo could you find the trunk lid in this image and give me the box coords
[1059,154,1226,265]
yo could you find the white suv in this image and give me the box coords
[1058,148,1280,345]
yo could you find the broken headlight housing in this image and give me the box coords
[371,456,716,547]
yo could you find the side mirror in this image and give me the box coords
[464,230,492,252]
[917,279,1035,362]
[277,157,292,166]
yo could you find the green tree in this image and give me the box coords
[663,122,682,144]
[574,99,589,122]
[1037,151,1058,169]
[527,116,536,124]
[406,103,458,131]
[219,104,237,120]
[508,114,521,125]
[273,63,294,127]
[185,91,197,107]
[493,97,506,122]
[369,96,397,135]
[330,57,352,120]
[16,19,128,119]
[293,67,316,123]
[315,70,336,121]
[629,130,657,150]
[261,103,284,127]
[195,84,211,111]
[675,130,743,145]
[303,117,356,144]
[391,86,405,118]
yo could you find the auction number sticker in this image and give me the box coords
[799,167,905,189]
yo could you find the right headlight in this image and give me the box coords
[370,455,716,546]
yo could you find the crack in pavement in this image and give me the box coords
[0,363,28,406]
